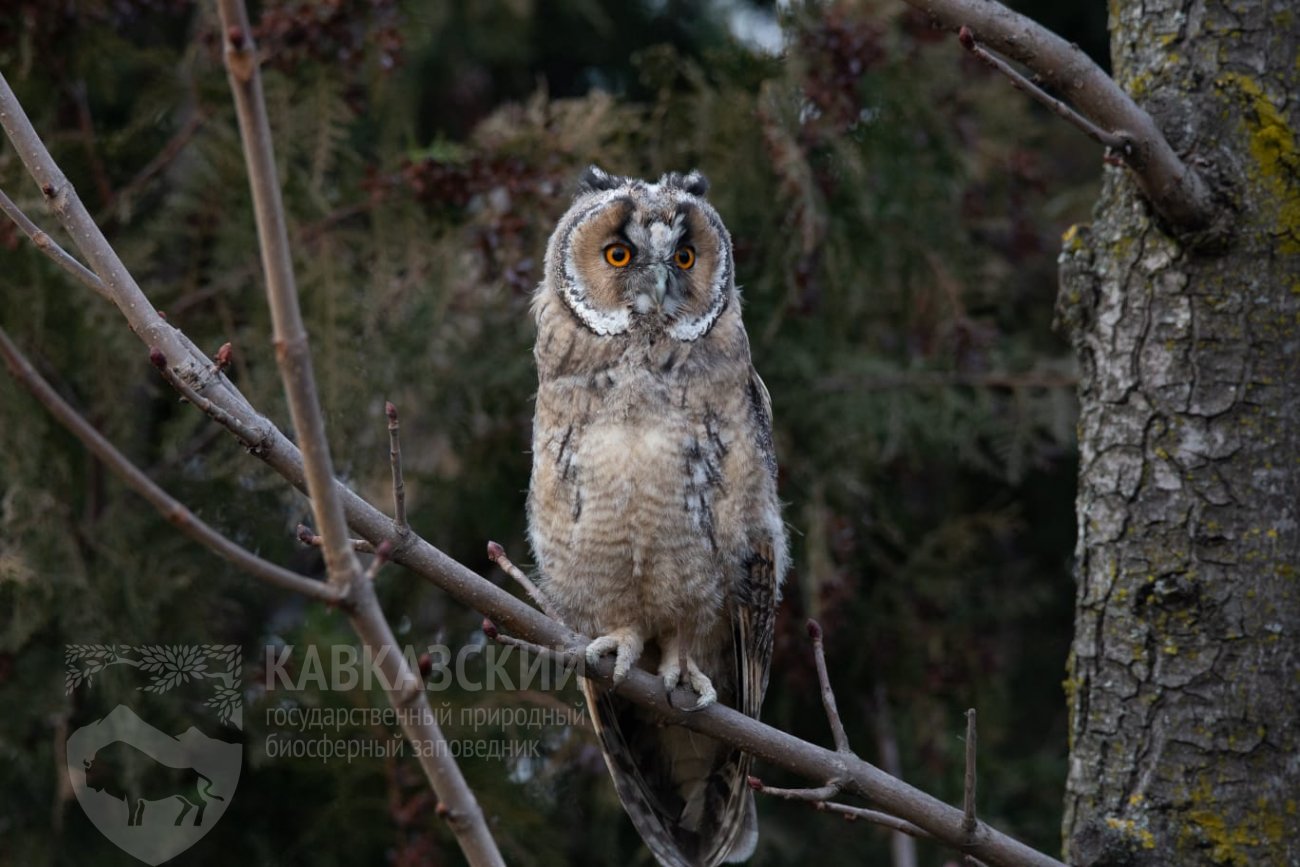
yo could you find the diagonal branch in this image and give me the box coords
[899,0,1218,236]
[0,189,109,301]
[0,327,342,604]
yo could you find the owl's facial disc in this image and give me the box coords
[555,174,732,341]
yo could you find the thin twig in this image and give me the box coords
[149,348,264,449]
[748,776,932,840]
[749,778,842,802]
[0,327,343,604]
[386,401,408,533]
[958,27,1127,151]
[963,708,979,836]
[0,189,109,300]
[807,620,852,753]
[895,0,1217,236]
[297,524,376,554]
[364,540,395,582]
[487,541,556,617]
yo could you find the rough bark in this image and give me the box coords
[1059,1,1300,864]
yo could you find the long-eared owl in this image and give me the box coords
[527,166,788,867]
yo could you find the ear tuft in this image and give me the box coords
[577,165,625,194]
[662,170,709,197]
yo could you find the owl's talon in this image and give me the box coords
[585,627,645,684]
[659,654,716,711]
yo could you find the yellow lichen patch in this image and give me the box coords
[1061,223,1087,252]
[1106,816,1157,850]
[1183,777,1291,864]
[1216,73,1300,254]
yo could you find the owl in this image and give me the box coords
[527,166,788,867]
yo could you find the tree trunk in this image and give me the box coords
[1059,1,1300,865]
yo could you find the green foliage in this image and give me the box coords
[0,1,1097,864]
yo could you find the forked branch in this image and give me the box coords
[900,0,1218,236]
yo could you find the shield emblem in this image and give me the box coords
[65,645,242,864]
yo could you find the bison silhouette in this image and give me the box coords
[83,740,225,827]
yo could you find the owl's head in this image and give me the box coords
[542,166,734,342]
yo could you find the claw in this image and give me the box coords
[585,627,645,684]
[681,658,716,710]
[657,638,716,711]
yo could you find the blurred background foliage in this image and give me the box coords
[0,0,1101,864]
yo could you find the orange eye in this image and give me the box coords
[604,243,632,267]
[674,246,696,270]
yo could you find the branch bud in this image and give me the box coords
[213,341,233,373]
[149,348,167,370]
[486,540,505,562]
[958,25,976,50]
[385,401,398,423]
[482,618,499,640]
[806,619,823,641]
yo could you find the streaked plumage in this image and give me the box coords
[527,166,787,866]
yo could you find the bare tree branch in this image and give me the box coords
[807,619,852,754]
[297,523,377,554]
[215,0,358,596]
[956,27,1125,152]
[0,63,1065,867]
[0,189,109,301]
[211,3,506,862]
[0,54,508,867]
[487,541,556,618]
[900,0,1218,236]
[0,327,342,604]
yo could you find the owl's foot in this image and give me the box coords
[585,627,645,684]
[658,641,717,711]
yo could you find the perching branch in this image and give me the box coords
[900,0,1218,236]
[0,58,1065,867]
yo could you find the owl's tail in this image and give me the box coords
[584,683,757,867]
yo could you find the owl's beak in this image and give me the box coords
[651,264,670,308]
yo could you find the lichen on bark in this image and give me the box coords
[1060,1,1300,864]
